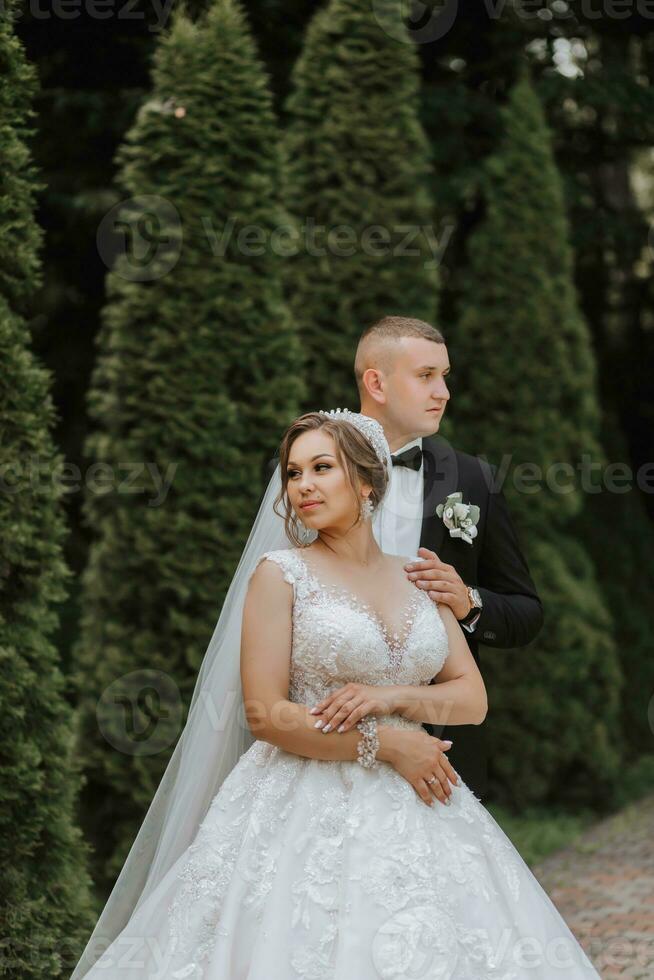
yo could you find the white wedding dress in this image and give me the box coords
[85,548,599,979]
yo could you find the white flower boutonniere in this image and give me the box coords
[436,491,480,545]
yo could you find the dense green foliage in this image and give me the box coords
[0,6,43,311]
[452,72,623,806]
[71,0,304,891]
[454,70,602,529]
[0,9,96,976]
[282,0,439,409]
[574,413,654,756]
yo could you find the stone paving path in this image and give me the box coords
[532,794,654,978]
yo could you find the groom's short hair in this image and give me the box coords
[354,315,445,393]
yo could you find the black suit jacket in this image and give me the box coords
[262,435,543,801]
[419,435,543,799]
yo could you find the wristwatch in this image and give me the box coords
[460,586,483,632]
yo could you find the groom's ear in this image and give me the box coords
[360,367,386,403]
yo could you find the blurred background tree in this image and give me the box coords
[282,0,439,409]
[451,69,623,806]
[0,7,96,976]
[70,0,303,891]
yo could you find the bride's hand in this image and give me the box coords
[382,728,458,806]
[308,682,400,733]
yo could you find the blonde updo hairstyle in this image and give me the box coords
[274,412,388,547]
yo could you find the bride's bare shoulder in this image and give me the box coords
[383,552,415,571]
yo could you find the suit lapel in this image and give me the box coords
[420,435,460,554]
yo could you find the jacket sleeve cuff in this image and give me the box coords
[460,609,482,633]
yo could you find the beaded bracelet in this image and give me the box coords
[356,714,380,769]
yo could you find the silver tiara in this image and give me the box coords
[317,408,392,474]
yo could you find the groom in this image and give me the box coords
[263,315,543,801]
[355,315,543,801]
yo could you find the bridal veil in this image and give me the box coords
[70,465,289,977]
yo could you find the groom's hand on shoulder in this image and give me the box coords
[404,548,471,621]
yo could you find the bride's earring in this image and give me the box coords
[360,495,374,521]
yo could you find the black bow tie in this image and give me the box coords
[391,445,423,471]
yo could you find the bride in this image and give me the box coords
[70,409,599,979]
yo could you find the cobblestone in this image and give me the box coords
[533,794,654,978]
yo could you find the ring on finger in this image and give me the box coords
[428,774,453,804]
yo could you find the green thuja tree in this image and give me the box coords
[0,10,96,977]
[283,0,440,410]
[0,13,41,315]
[574,413,654,759]
[72,0,303,892]
[452,68,623,808]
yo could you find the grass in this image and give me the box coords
[486,802,596,866]
[486,753,654,867]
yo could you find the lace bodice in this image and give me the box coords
[253,548,449,730]
[155,549,599,980]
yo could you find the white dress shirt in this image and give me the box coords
[372,436,424,559]
[372,435,481,633]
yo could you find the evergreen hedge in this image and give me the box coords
[452,69,623,807]
[283,0,439,409]
[72,0,304,891]
[0,8,96,975]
